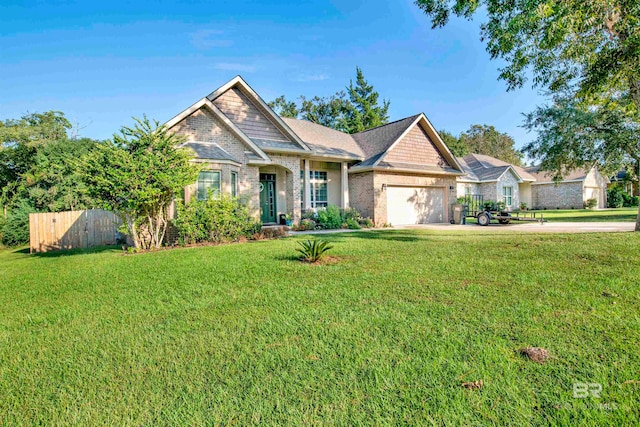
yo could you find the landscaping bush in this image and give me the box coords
[345,218,361,229]
[622,192,639,208]
[294,219,316,231]
[316,205,343,229]
[298,205,374,231]
[607,187,624,208]
[1,200,35,247]
[584,198,598,209]
[359,218,375,228]
[172,196,262,245]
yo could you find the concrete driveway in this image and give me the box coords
[398,221,636,233]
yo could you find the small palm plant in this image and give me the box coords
[296,239,333,262]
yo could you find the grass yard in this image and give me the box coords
[1,230,639,425]
[532,207,638,223]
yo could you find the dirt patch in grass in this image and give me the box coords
[519,347,551,363]
[300,255,342,265]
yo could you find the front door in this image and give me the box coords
[259,173,277,223]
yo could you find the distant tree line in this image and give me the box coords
[439,125,524,166]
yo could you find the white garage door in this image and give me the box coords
[386,186,445,225]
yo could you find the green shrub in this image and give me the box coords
[622,192,639,208]
[300,205,373,230]
[296,239,333,262]
[607,188,624,208]
[1,200,35,247]
[316,205,343,229]
[359,218,374,228]
[483,200,496,211]
[294,219,316,231]
[584,198,598,209]
[172,196,261,245]
[345,218,361,229]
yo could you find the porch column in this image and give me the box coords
[341,162,349,209]
[303,159,311,210]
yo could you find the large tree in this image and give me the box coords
[439,129,468,157]
[268,67,390,134]
[415,0,640,230]
[0,111,73,208]
[343,67,390,133]
[460,124,524,165]
[83,117,200,249]
[523,94,639,180]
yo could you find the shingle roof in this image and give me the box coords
[457,153,536,182]
[182,141,240,162]
[610,170,637,182]
[376,161,464,174]
[351,114,421,166]
[252,138,304,151]
[281,118,364,159]
[525,166,589,183]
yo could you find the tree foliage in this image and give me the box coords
[343,67,390,133]
[438,129,468,157]
[268,96,299,118]
[439,125,523,164]
[0,111,102,245]
[415,0,640,229]
[415,0,640,111]
[268,67,390,134]
[83,116,201,249]
[523,94,639,180]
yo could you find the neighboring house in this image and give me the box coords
[525,166,609,209]
[457,154,609,210]
[609,170,639,196]
[165,76,465,226]
[456,154,536,210]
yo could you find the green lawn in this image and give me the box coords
[532,207,638,222]
[1,231,639,425]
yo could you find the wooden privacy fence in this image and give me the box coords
[29,209,121,253]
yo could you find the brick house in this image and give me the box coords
[456,153,609,210]
[165,76,464,226]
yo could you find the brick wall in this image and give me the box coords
[170,107,261,217]
[349,172,375,220]
[532,182,584,209]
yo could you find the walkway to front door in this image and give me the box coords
[260,173,277,223]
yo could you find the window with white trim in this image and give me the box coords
[197,171,221,200]
[300,170,328,208]
[503,186,513,207]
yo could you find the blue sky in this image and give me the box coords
[0,0,546,148]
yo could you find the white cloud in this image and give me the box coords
[295,73,329,82]
[190,29,233,49]
[213,62,257,73]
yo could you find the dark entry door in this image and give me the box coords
[259,173,277,223]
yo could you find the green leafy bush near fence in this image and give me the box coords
[172,196,262,245]
[1,200,35,246]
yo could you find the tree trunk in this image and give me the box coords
[630,79,640,232]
